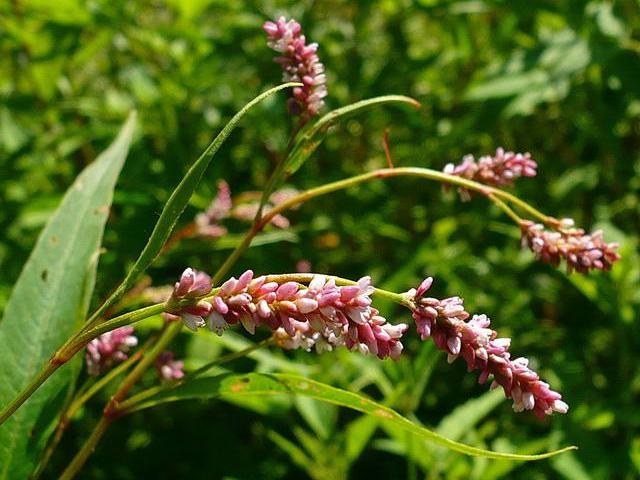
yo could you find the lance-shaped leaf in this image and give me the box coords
[284,95,420,176]
[129,373,575,461]
[88,83,300,323]
[260,95,420,205]
[0,113,136,479]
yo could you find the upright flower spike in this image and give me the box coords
[264,16,327,118]
[85,327,138,376]
[520,219,621,274]
[405,277,568,418]
[444,148,537,200]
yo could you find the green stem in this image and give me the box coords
[256,167,549,230]
[118,337,274,413]
[0,304,165,427]
[32,343,149,480]
[104,320,183,417]
[485,192,523,224]
[210,225,260,285]
[59,416,111,480]
[69,303,167,358]
[0,361,59,425]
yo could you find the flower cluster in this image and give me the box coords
[194,180,296,238]
[444,148,537,199]
[167,269,407,360]
[155,351,185,382]
[85,327,138,376]
[264,16,327,118]
[405,277,568,418]
[520,219,621,274]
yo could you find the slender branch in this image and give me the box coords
[257,167,550,230]
[485,192,523,224]
[0,362,59,425]
[59,416,111,480]
[0,304,166,427]
[118,337,274,413]
[32,342,150,480]
[104,321,183,418]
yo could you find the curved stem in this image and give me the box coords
[59,416,111,480]
[485,192,523,224]
[257,167,549,230]
[32,343,149,480]
[0,304,166,427]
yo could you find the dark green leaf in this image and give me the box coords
[0,112,136,479]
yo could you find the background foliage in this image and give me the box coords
[1,0,639,478]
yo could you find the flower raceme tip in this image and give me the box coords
[264,16,327,118]
[520,219,621,274]
[406,277,568,418]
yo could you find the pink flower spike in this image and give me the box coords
[406,277,567,418]
[444,148,537,199]
[520,219,621,274]
[264,16,327,119]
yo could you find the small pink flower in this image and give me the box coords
[195,180,232,238]
[405,277,567,418]
[264,17,327,118]
[166,268,213,331]
[520,219,621,274]
[85,327,138,376]
[155,351,184,382]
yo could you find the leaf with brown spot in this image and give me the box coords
[129,372,576,462]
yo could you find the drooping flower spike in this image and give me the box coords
[85,327,138,376]
[444,147,537,200]
[165,268,567,417]
[264,16,327,118]
[405,277,568,418]
[520,219,621,274]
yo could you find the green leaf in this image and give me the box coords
[130,373,575,461]
[0,112,136,479]
[283,95,420,177]
[267,430,313,471]
[88,83,299,322]
[436,388,505,442]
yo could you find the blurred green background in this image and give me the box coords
[1,0,639,478]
